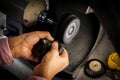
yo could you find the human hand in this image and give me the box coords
[8,31,54,61]
[33,42,69,80]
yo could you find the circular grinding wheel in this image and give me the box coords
[57,14,80,44]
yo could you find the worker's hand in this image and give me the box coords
[8,31,54,61]
[33,42,69,80]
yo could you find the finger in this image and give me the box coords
[25,31,54,47]
[60,48,69,58]
[33,57,39,62]
[28,54,39,62]
[60,49,69,66]
[44,42,59,58]
[36,31,54,41]
[51,41,59,51]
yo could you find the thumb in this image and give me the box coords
[51,41,59,51]
[45,41,59,56]
[60,48,69,58]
